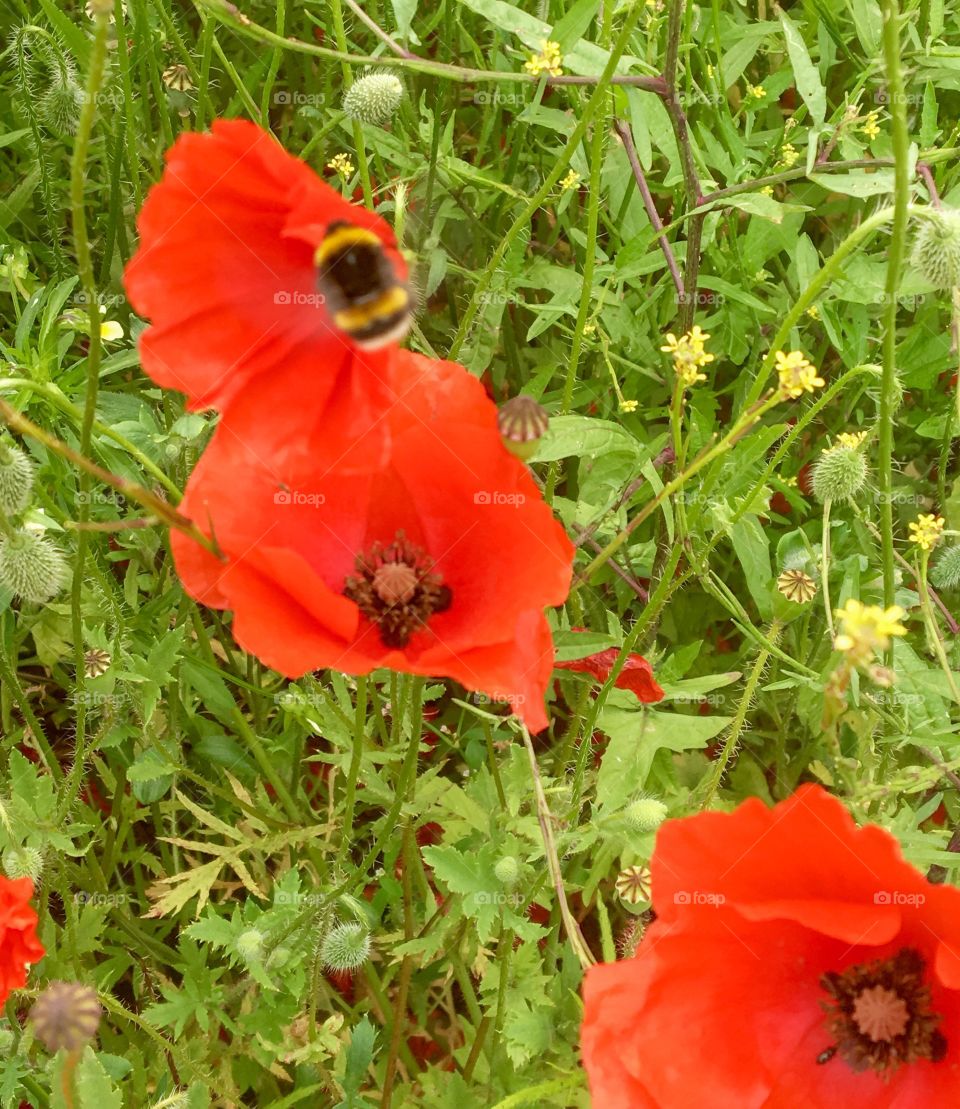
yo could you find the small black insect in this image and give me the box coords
[816,1045,837,1065]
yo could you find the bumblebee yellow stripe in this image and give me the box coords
[333,285,410,331]
[314,224,383,267]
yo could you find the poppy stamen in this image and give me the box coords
[344,531,451,649]
[820,947,947,1077]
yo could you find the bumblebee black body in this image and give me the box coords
[315,221,411,349]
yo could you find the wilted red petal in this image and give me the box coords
[555,632,664,703]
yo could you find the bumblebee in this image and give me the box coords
[314,221,411,349]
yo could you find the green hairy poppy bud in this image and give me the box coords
[933,546,960,590]
[912,208,960,290]
[235,928,265,961]
[811,446,868,504]
[624,797,668,833]
[2,844,43,882]
[494,856,520,888]
[321,922,371,972]
[0,529,69,603]
[30,981,102,1052]
[0,441,35,516]
[343,73,404,126]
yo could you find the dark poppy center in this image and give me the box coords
[818,947,947,1076]
[343,531,452,649]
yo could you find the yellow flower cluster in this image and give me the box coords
[778,142,799,168]
[834,599,907,664]
[828,430,868,452]
[746,83,766,100]
[327,153,355,177]
[775,350,825,399]
[524,40,563,78]
[861,111,881,141]
[908,513,945,552]
[559,169,581,191]
[660,326,714,387]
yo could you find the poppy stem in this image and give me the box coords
[0,399,220,558]
[520,725,595,969]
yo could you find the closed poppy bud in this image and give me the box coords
[2,845,43,883]
[498,396,549,461]
[933,546,960,590]
[30,982,101,1052]
[343,72,404,125]
[624,797,668,834]
[912,207,960,289]
[320,922,371,973]
[0,529,69,603]
[494,856,520,889]
[0,441,34,516]
[812,446,868,504]
[235,928,265,961]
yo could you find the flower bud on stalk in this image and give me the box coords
[933,546,960,590]
[343,73,404,126]
[0,441,35,516]
[812,446,868,504]
[320,922,371,973]
[912,207,960,290]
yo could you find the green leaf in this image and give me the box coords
[778,10,827,127]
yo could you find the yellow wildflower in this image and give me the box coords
[908,514,945,552]
[327,153,355,177]
[620,399,639,414]
[746,83,766,100]
[661,327,714,387]
[778,143,799,168]
[834,599,907,664]
[524,40,563,79]
[861,111,881,141]
[776,350,825,399]
[560,169,581,191]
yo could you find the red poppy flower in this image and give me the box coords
[0,876,44,1007]
[124,119,406,420]
[170,350,573,732]
[555,631,663,703]
[581,785,960,1106]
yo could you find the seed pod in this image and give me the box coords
[624,797,668,833]
[933,546,960,590]
[498,396,549,461]
[30,982,101,1052]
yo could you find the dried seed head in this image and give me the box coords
[30,981,102,1052]
[498,396,550,461]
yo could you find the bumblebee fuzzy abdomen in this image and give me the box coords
[315,221,411,349]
